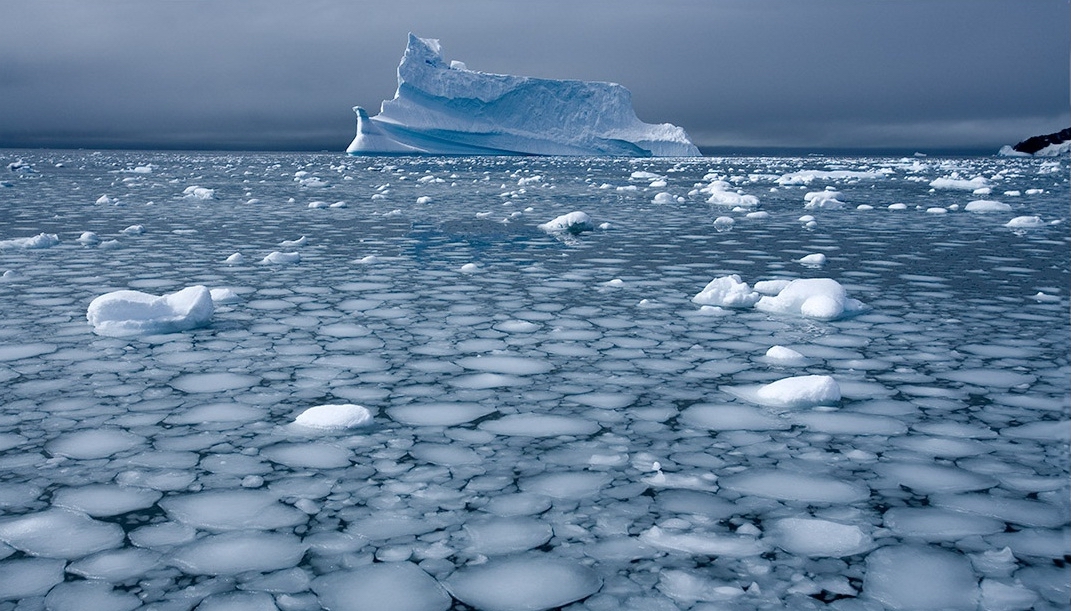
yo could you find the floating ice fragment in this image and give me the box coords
[882,507,1005,540]
[279,235,307,248]
[888,203,908,210]
[639,526,767,557]
[444,556,602,611]
[874,461,998,494]
[652,192,676,204]
[171,531,307,575]
[1005,215,1044,228]
[170,372,260,393]
[46,428,145,459]
[691,274,760,308]
[387,402,495,426]
[803,189,845,209]
[754,277,868,320]
[76,231,99,245]
[0,232,59,249]
[293,404,372,429]
[87,285,213,336]
[95,195,114,205]
[538,211,594,235]
[463,517,553,555]
[657,569,746,604]
[930,176,989,190]
[718,469,869,503]
[0,509,125,559]
[767,518,874,557]
[312,562,451,611]
[260,251,300,265]
[456,355,553,375]
[713,216,735,231]
[0,557,66,599]
[416,195,432,204]
[763,345,808,365]
[225,252,244,264]
[44,581,141,611]
[926,207,948,214]
[460,262,479,272]
[182,185,214,200]
[755,375,841,408]
[160,490,307,531]
[519,471,613,499]
[51,484,161,517]
[479,414,600,437]
[798,253,826,267]
[863,545,979,610]
[679,403,788,431]
[965,200,1012,213]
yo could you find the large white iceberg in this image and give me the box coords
[347,34,701,157]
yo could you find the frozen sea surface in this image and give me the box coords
[0,150,1068,611]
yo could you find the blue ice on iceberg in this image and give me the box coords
[347,34,701,157]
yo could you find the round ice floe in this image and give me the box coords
[691,274,760,308]
[293,403,373,429]
[170,372,260,393]
[479,414,600,437]
[166,402,264,425]
[754,277,867,320]
[171,531,307,575]
[882,507,1005,540]
[445,556,602,611]
[762,345,808,365]
[463,517,554,555]
[679,404,788,431]
[718,469,869,504]
[767,518,874,557]
[964,200,1012,213]
[873,461,998,494]
[0,557,66,599]
[863,545,979,610]
[46,428,145,459]
[225,252,244,264]
[312,562,451,611]
[51,484,162,517]
[159,490,307,531]
[798,253,826,267]
[44,580,141,611]
[754,375,841,408]
[409,443,481,466]
[455,355,554,375]
[261,442,353,469]
[519,471,613,499]
[657,568,746,605]
[86,285,213,336]
[789,412,907,436]
[387,402,495,426]
[928,493,1066,528]
[67,548,161,581]
[713,216,735,231]
[481,493,552,517]
[260,251,300,265]
[639,526,767,557]
[1004,215,1044,228]
[538,211,594,235]
[0,509,125,559]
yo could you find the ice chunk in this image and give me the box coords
[46,428,145,459]
[639,526,767,557]
[754,277,868,320]
[803,189,846,209]
[293,404,373,429]
[930,176,989,190]
[261,442,353,469]
[182,185,215,200]
[0,509,125,559]
[387,402,496,426]
[874,461,998,494]
[1004,215,1045,228]
[691,274,760,308]
[763,345,808,365]
[519,471,613,499]
[965,200,1012,213]
[0,232,60,249]
[44,580,142,611]
[51,484,162,517]
[312,562,451,611]
[67,548,160,581]
[767,518,874,557]
[755,375,841,408]
[463,517,553,555]
[0,557,66,599]
[347,34,699,157]
[789,412,907,435]
[160,490,307,531]
[719,469,869,504]
[86,285,213,336]
[863,545,979,610]
[444,556,602,611]
[657,569,746,604]
[679,403,788,431]
[456,355,554,375]
[171,531,307,575]
[260,251,300,264]
[798,253,826,267]
[538,211,594,235]
[882,507,1005,540]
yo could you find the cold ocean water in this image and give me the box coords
[0,150,1068,611]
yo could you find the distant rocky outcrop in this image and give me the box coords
[999,127,1070,156]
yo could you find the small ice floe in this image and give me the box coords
[7,159,33,172]
[181,186,214,200]
[356,254,379,264]
[279,236,307,248]
[330,200,347,208]
[95,195,114,205]
[314,563,451,611]
[1004,215,1044,229]
[260,251,300,265]
[0,233,60,250]
[444,556,602,611]
[460,262,479,273]
[2,269,21,280]
[224,253,244,264]
[713,216,734,232]
[639,526,767,557]
[121,225,144,235]
[972,187,992,195]
[209,288,240,303]
[652,192,678,204]
[692,274,760,308]
[1032,291,1061,303]
[762,345,809,366]
[964,200,1012,213]
[746,210,770,219]
[798,253,826,268]
[755,374,841,408]
[307,201,329,208]
[703,181,759,207]
[929,175,989,190]
[86,285,213,337]
[98,239,120,250]
[76,231,99,246]
[538,211,594,235]
[798,214,817,229]
[754,279,791,295]
[925,207,948,214]
[604,278,624,287]
[719,469,869,503]
[416,196,432,204]
[863,545,979,610]
[293,404,373,429]
[766,518,874,557]
[887,203,908,210]
[803,189,845,209]
[754,277,868,320]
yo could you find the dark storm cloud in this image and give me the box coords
[1,0,1067,152]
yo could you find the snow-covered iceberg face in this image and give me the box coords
[347,34,700,157]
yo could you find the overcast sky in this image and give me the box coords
[1,0,1067,153]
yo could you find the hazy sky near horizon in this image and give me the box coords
[1,0,1068,152]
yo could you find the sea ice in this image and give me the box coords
[463,517,554,555]
[0,557,66,600]
[803,189,846,209]
[0,509,125,559]
[260,251,300,264]
[762,345,808,365]
[182,185,214,200]
[639,526,768,557]
[46,428,145,459]
[798,253,826,267]
[293,403,373,429]
[678,403,788,431]
[387,402,496,426]
[691,274,760,308]
[965,200,1012,213]
[767,517,874,557]
[479,414,600,437]
[159,490,307,531]
[538,211,594,235]
[51,484,162,517]
[754,277,868,320]
[43,581,141,611]
[0,232,59,249]
[86,285,213,336]
[171,531,307,575]
[312,562,451,611]
[754,374,841,408]
[444,555,602,611]
[863,544,979,610]
[718,469,870,503]
[1004,215,1045,228]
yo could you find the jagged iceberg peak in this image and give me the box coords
[347,34,701,157]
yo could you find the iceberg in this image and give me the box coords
[347,34,700,157]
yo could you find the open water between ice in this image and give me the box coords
[0,150,1068,611]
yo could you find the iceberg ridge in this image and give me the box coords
[347,34,700,157]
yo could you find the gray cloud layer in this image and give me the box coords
[1,0,1067,152]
